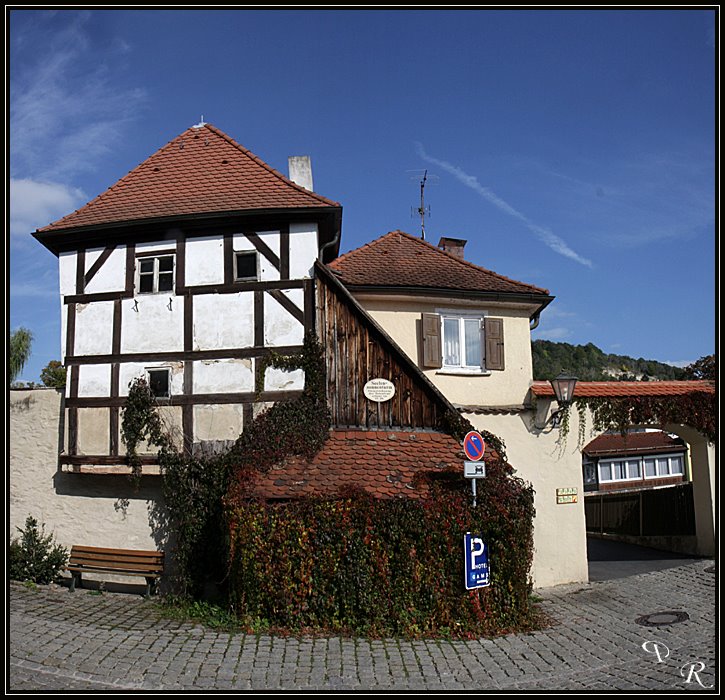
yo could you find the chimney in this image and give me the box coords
[438,237,467,259]
[288,156,314,191]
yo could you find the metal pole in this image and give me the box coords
[472,478,477,508]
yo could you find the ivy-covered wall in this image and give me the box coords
[227,468,536,638]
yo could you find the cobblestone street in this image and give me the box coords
[8,559,717,692]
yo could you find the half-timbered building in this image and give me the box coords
[33,122,342,471]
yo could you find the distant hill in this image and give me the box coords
[531,340,686,382]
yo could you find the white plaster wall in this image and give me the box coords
[73,301,115,356]
[193,292,254,350]
[193,404,245,442]
[118,362,184,397]
[121,295,184,353]
[265,289,304,347]
[193,358,255,394]
[185,236,224,286]
[84,246,126,294]
[358,295,535,407]
[59,252,76,296]
[264,367,305,392]
[289,223,318,279]
[77,363,112,397]
[474,410,590,588]
[136,241,176,255]
[10,389,164,557]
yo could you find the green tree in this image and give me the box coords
[40,360,67,389]
[683,354,716,381]
[10,328,33,383]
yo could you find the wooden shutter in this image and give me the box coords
[421,313,442,368]
[484,317,505,370]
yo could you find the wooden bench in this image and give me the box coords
[67,546,164,597]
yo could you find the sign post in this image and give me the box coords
[462,431,486,506]
[464,533,490,590]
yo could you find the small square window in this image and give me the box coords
[235,252,258,281]
[148,369,170,398]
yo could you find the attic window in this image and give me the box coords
[137,254,175,294]
[235,251,258,281]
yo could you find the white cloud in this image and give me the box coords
[10,178,87,241]
[415,143,593,268]
[10,12,146,181]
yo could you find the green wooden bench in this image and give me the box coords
[67,545,164,597]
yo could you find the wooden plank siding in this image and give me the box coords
[315,261,457,430]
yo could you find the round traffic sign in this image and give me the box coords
[463,431,486,461]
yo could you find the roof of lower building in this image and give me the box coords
[583,431,687,458]
[36,123,340,234]
[328,230,551,297]
[253,429,478,500]
[530,380,715,398]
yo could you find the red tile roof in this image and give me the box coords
[530,380,715,398]
[38,123,339,233]
[328,230,551,296]
[583,431,686,457]
[253,429,477,500]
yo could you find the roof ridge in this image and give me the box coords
[332,229,549,295]
[397,230,550,295]
[203,123,340,208]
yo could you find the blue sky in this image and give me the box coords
[8,8,717,383]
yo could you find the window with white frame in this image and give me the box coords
[643,454,685,479]
[598,458,641,483]
[137,254,175,294]
[441,314,483,370]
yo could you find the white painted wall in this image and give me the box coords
[265,289,304,347]
[118,362,184,397]
[185,236,224,286]
[73,301,115,357]
[193,292,255,350]
[193,358,255,394]
[289,223,318,279]
[84,246,127,294]
[77,364,112,397]
[121,296,184,353]
[264,367,305,392]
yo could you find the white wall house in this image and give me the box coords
[33,123,342,471]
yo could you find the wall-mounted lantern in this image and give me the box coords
[548,371,578,427]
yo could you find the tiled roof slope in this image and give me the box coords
[531,380,715,398]
[38,123,339,233]
[583,431,686,458]
[328,230,550,296]
[254,429,479,500]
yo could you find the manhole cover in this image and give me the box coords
[705,565,716,574]
[635,611,689,627]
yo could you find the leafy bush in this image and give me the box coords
[227,467,536,638]
[9,516,68,585]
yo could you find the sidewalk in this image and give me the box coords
[8,559,717,692]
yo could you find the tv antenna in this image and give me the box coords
[407,169,437,240]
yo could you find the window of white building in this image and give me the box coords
[137,254,175,294]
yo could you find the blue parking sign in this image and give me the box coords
[464,533,490,590]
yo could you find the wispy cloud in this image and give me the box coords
[415,143,593,268]
[10,11,146,181]
[10,178,87,243]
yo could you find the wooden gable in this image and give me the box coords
[314,262,458,430]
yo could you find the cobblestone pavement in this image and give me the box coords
[8,559,717,692]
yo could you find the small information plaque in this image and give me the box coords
[556,487,578,504]
[363,378,396,403]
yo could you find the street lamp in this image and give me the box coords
[549,371,578,427]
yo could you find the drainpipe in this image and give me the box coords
[530,312,541,331]
[318,230,340,263]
